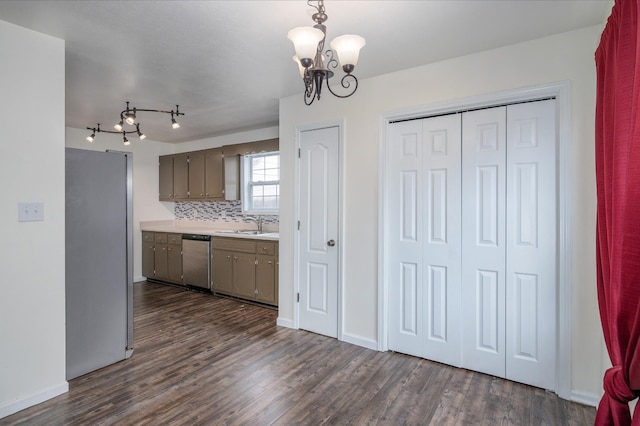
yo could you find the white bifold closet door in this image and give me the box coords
[388,114,463,366]
[387,99,556,391]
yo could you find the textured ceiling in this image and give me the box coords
[0,0,611,143]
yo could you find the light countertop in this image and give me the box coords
[140,220,279,241]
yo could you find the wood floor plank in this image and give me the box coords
[0,281,596,425]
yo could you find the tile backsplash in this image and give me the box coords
[174,201,279,226]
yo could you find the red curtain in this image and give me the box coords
[595,1,640,425]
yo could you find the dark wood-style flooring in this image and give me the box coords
[2,281,595,425]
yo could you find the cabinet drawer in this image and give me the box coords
[168,233,182,244]
[142,231,155,242]
[256,242,276,256]
[155,233,168,243]
[212,237,256,253]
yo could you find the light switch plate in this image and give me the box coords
[18,202,44,222]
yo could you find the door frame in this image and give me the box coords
[378,81,572,400]
[293,120,345,341]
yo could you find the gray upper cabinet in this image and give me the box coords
[158,139,278,202]
[188,151,206,199]
[205,148,224,200]
[159,155,174,201]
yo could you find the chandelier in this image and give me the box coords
[287,0,366,105]
[85,101,184,145]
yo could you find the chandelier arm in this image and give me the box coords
[307,1,326,18]
[325,73,359,99]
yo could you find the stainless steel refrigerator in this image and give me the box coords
[65,148,134,380]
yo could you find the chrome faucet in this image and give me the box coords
[245,216,263,233]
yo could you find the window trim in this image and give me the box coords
[241,151,280,215]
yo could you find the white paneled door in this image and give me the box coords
[387,99,557,391]
[461,107,507,378]
[298,126,340,338]
[504,101,556,390]
[388,114,463,366]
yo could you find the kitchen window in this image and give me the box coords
[241,152,280,214]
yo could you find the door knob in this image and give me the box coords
[327,239,336,247]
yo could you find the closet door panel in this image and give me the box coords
[388,120,424,357]
[461,106,507,378]
[422,114,462,367]
[505,99,556,390]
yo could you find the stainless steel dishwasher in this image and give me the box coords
[181,234,211,291]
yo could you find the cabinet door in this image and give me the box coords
[232,253,256,299]
[142,241,155,278]
[212,250,233,294]
[154,243,169,279]
[159,156,174,200]
[188,151,206,199]
[205,148,224,199]
[173,153,189,200]
[256,254,276,305]
[167,244,183,284]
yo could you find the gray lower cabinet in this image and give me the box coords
[211,237,278,306]
[142,231,183,285]
[142,232,278,306]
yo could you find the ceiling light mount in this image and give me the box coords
[86,101,184,145]
[288,0,365,105]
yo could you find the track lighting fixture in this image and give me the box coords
[287,0,365,105]
[86,101,184,145]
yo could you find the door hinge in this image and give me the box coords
[297,220,300,230]
[298,148,301,158]
[297,292,300,302]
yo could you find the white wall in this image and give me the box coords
[0,21,67,417]
[65,128,176,281]
[279,26,604,401]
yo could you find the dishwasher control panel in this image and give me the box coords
[182,234,211,241]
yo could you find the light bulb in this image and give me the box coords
[172,118,180,129]
[123,136,130,146]
[86,133,95,142]
[138,132,146,140]
[114,121,123,131]
[125,113,136,125]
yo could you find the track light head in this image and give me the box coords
[123,135,130,146]
[171,117,180,129]
[114,120,123,131]
[136,124,146,140]
[86,133,95,142]
[124,111,136,125]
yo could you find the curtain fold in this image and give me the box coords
[595,1,640,424]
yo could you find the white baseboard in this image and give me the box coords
[341,332,378,351]
[276,317,294,328]
[571,390,600,407]
[0,381,68,419]
[134,276,145,283]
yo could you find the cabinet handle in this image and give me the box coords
[206,193,210,197]
[268,261,272,265]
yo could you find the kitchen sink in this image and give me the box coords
[215,230,263,235]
